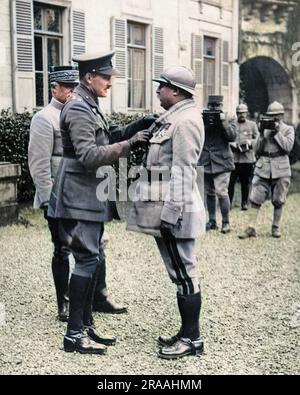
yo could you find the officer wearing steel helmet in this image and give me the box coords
[228,103,259,210]
[127,66,206,359]
[239,101,295,239]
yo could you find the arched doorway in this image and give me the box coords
[240,56,293,122]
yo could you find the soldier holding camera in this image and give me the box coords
[199,95,237,234]
[239,101,295,239]
[228,104,259,210]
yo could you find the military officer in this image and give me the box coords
[198,95,237,233]
[228,103,258,210]
[127,66,206,359]
[48,52,155,354]
[28,66,79,322]
[239,101,295,239]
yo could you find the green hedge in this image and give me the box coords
[0,109,149,202]
[0,109,34,202]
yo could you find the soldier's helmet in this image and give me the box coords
[236,103,248,113]
[266,101,284,115]
[153,66,196,95]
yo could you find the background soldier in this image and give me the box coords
[28,66,78,322]
[229,103,258,210]
[127,66,205,359]
[48,52,155,354]
[198,95,237,233]
[239,101,295,239]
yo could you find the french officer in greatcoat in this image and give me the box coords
[127,66,206,359]
[48,51,155,354]
[239,101,295,239]
[228,103,259,210]
[28,66,78,322]
[198,95,237,234]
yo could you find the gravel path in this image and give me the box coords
[0,194,299,375]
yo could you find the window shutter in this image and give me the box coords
[15,0,33,71]
[72,10,86,57]
[191,34,203,85]
[11,0,35,112]
[222,40,229,87]
[153,27,164,79]
[111,18,127,112]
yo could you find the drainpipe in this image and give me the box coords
[10,0,17,112]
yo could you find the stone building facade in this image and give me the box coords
[0,0,239,115]
[240,0,300,123]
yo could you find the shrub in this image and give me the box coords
[0,109,151,202]
[0,109,34,202]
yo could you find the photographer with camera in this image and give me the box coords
[239,101,295,239]
[198,95,237,234]
[228,103,259,210]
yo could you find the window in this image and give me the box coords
[34,3,63,106]
[203,36,216,105]
[127,22,146,109]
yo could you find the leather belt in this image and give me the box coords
[260,151,283,158]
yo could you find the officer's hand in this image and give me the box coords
[263,129,272,139]
[40,203,49,220]
[272,122,280,135]
[142,114,159,128]
[128,130,151,148]
[160,220,176,236]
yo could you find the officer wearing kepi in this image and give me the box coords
[48,51,155,354]
[28,66,78,322]
[127,66,206,359]
[239,101,295,239]
[198,95,236,233]
[228,103,258,210]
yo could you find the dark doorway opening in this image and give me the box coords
[240,56,292,122]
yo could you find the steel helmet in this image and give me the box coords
[266,101,284,115]
[153,66,196,95]
[236,103,248,113]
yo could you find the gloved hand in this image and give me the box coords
[160,220,176,237]
[40,203,49,220]
[142,114,159,128]
[128,130,152,148]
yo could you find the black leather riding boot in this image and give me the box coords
[67,274,91,333]
[51,255,69,321]
[177,292,201,340]
[83,266,117,346]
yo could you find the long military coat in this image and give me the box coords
[198,116,237,174]
[127,99,206,239]
[28,98,64,208]
[48,83,150,222]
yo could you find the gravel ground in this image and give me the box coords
[0,193,299,375]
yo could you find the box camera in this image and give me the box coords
[202,109,222,127]
[259,117,276,132]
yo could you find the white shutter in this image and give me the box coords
[11,0,35,112]
[72,10,86,57]
[153,27,164,79]
[191,33,203,85]
[111,18,127,112]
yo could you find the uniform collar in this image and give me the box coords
[50,97,64,111]
[156,99,196,124]
[76,83,99,108]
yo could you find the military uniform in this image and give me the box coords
[128,66,205,359]
[229,108,258,209]
[28,66,78,322]
[239,101,295,239]
[198,95,236,233]
[47,52,155,354]
[250,121,294,207]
